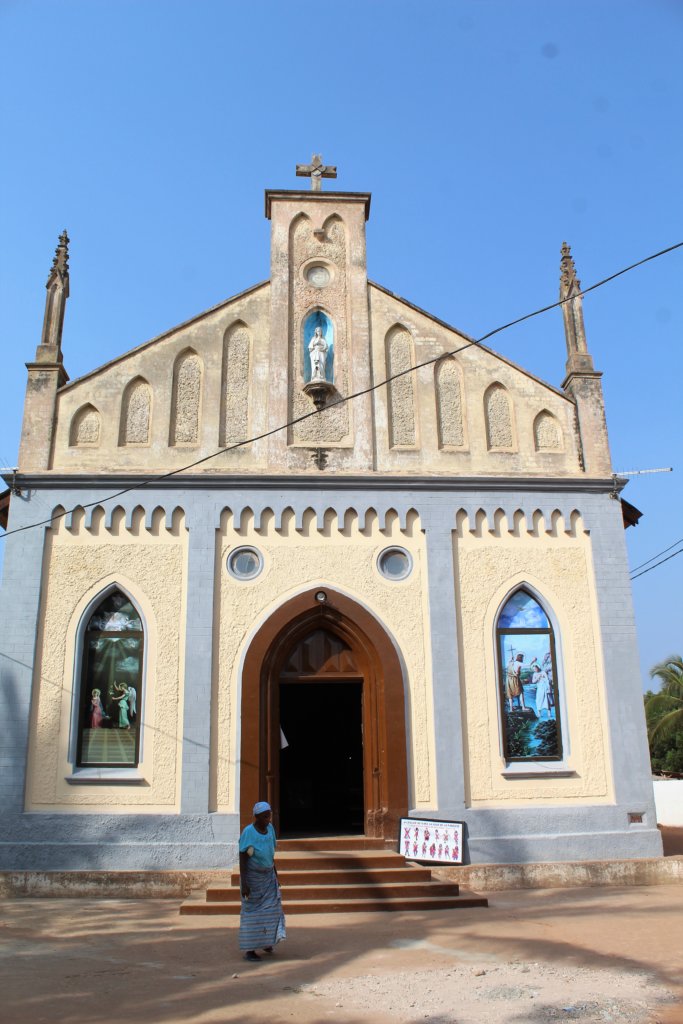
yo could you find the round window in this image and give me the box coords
[227,547,263,580]
[305,264,331,288]
[377,547,412,581]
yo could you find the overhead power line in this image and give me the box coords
[630,547,683,581]
[630,535,683,575]
[1,240,682,543]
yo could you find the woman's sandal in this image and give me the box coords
[262,946,274,954]
[244,950,261,962]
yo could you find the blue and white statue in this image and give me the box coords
[309,326,329,382]
[304,311,334,384]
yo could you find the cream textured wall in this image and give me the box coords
[454,511,613,805]
[25,508,187,812]
[41,279,586,482]
[212,508,434,813]
[369,285,583,477]
[50,285,271,474]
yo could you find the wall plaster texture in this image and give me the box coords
[24,510,187,812]
[288,213,352,446]
[49,283,271,475]
[367,286,582,478]
[386,327,417,448]
[120,378,152,446]
[436,357,465,449]
[30,194,588,484]
[456,518,611,804]
[45,278,584,480]
[214,507,433,813]
[0,480,662,868]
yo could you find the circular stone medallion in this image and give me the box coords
[305,264,331,288]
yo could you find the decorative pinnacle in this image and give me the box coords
[47,230,70,285]
[560,240,580,295]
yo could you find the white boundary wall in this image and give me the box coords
[653,779,683,826]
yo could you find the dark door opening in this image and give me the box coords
[279,681,363,836]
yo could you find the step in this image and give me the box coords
[178,844,488,917]
[272,851,407,871]
[208,881,461,902]
[230,866,434,886]
[180,891,488,916]
[277,836,388,850]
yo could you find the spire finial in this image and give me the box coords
[47,230,70,286]
[38,230,70,353]
[560,240,580,296]
[558,240,593,376]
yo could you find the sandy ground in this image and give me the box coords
[1,885,682,1024]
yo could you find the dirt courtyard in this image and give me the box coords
[1,883,682,1024]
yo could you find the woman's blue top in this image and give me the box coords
[239,823,276,869]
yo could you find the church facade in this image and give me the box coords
[0,165,661,870]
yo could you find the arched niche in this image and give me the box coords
[221,321,251,445]
[484,382,514,451]
[533,410,563,452]
[385,325,417,448]
[69,403,101,447]
[169,349,202,446]
[303,309,334,383]
[119,377,152,446]
[435,356,465,448]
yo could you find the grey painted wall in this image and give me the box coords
[0,478,662,869]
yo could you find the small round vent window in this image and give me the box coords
[377,547,412,581]
[227,547,263,580]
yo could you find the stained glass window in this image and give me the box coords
[496,589,563,761]
[76,590,144,768]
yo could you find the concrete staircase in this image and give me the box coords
[179,837,488,915]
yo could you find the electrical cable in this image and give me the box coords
[630,547,683,581]
[630,535,683,575]
[1,240,681,543]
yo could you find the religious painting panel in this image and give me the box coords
[497,589,562,761]
[76,589,144,768]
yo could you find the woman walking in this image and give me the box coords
[238,801,286,962]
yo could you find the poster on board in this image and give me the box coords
[399,817,464,864]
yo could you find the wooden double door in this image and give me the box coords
[279,631,364,835]
[239,589,409,839]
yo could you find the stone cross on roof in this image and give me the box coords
[296,154,337,192]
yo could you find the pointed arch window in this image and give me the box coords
[497,589,563,761]
[76,589,144,768]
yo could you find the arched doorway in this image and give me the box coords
[239,589,409,840]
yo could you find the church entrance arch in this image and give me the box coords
[239,589,409,839]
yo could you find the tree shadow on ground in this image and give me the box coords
[2,888,683,1024]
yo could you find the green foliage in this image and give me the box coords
[644,656,683,775]
[506,715,534,757]
[534,719,559,758]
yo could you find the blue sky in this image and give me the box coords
[1,0,681,689]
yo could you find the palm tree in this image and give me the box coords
[646,655,683,743]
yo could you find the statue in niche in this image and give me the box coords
[303,311,334,384]
[309,326,329,382]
